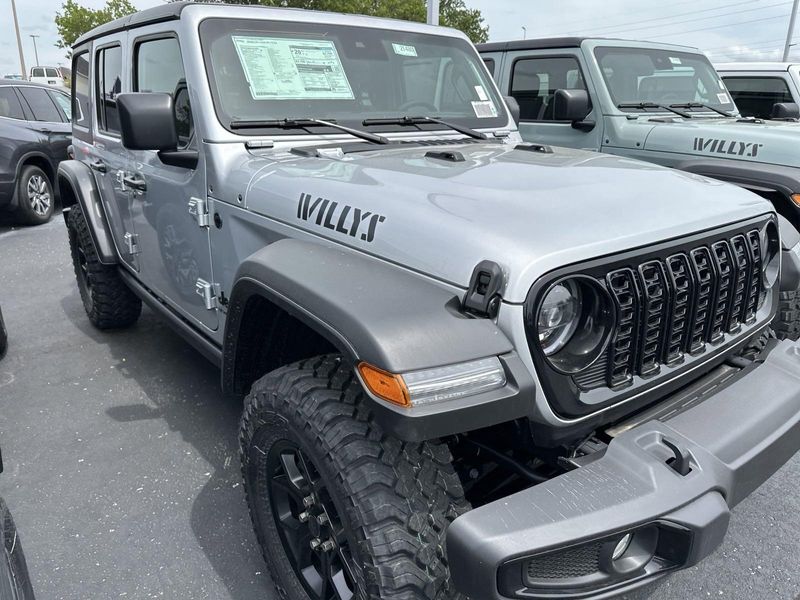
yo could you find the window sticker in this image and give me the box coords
[392,43,418,57]
[474,85,489,101]
[232,36,354,100]
[472,100,498,118]
[669,56,682,65]
[717,92,730,104]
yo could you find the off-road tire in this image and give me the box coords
[16,165,54,225]
[0,307,6,360]
[0,498,36,599]
[67,206,141,329]
[775,290,800,341]
[240,354,470,600]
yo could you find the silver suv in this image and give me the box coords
[59,4,800,599]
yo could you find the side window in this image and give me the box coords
[511,57,586,122]
[483,57,495,77]
[46,68,60,78]
[17,86,62,122]
[72,51,90,127]
[0,87,25,120]
[135,37,193,147]
[96,45,123,135]
[722,76,794,119]
[50,91,72,121]
[31,67,44,78]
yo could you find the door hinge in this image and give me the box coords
[195,279,221,310]
[123,232,140,255]
[188,197,210,228]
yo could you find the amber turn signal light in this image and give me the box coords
[792,194,800,207]
[358,363,410,407]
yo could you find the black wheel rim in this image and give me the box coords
[72,231,94,311]
[258,439,356,600]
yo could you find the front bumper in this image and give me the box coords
[447,338,800,599]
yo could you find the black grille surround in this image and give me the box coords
[525,215,779,420]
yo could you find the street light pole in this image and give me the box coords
[30,35,40,67]
[522,26,527,40]
[10,0,27,80]
[427,0,439,26]
[784,0,800,61]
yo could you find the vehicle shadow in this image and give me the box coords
[59,292,275,600]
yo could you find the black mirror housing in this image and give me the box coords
[771,102,800,120]
[504,96,521,126]
[117,93,179,151]
[553,89,592,122]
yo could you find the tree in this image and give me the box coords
[55,0,137,51]
[172,0,489,43]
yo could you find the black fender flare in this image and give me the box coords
[10,150,57,208]
[222,239,532,441]
[57,160,118,265]
[778,214,800,292]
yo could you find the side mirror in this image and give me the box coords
[771,102,800,120]
[504,95,521,126]
[553,89,595,131]
[117,93,178,151]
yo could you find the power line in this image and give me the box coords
[650,13,794,40]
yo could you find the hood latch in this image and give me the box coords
[463,260,504,318]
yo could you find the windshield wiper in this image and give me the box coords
[229,118,389,145]
[361,116,488,140]
[617,102,692,119]
[669,102,734,118]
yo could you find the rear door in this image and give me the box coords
[90,36,140,271]
[126,30,217,331]
[502,50,603,150]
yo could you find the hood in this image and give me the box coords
[244,141,771,302]
[643,117,800,168]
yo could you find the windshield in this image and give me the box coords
[200,18,507,135]
[594,46,736,115]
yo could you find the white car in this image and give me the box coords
[29,66,65,87]
[716,62,800,119]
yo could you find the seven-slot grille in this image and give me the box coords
[604,228,764,387]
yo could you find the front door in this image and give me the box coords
[502,50,603,151]
[126,32,217,332]
[90,36,139,270]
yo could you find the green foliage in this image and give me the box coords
[55,0,137,49]
[175,0,489,42]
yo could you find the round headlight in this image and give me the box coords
[533,277,615,374]
[537,281,581,356]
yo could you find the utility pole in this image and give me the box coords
[11,0,27,80]
[785,0,800,61]
[427,0,439,26]
[30,34,40,67]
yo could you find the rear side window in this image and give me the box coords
[50,91,72,121]
[483,57,495,77]
[722,76,794,119]
[31,67,44,78]
[135,37,193,147]
[17,86,62,122]
[96,45,123,134]
[72,51,90,127]
[0,87,25,120]
[511,57,587,122]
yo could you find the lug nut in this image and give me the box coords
[310,538,322,551]
[320,539,336,552]
[316,513,329,525]
[303,495,315,508]
[298,511,310,523]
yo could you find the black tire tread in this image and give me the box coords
[239,355,470,600]
[67,206,141,329]
[775,290,800,341]
[0,497,35,600]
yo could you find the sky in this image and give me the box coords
[0,0,797,76]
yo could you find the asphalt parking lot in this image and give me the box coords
[0,214,798,599]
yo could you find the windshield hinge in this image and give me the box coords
[196,279,221,311]
[463,260,504,318]
[188,197,210,228]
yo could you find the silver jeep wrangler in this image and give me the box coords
[58,3,800,599]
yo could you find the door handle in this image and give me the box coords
[89,160,107,173]
[122,173,147,192]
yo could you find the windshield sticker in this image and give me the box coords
[693,137,763,157]
[296,193,386,243]
[669,56,682,65]
[717,92,730,104]
[392,43,418,57]
[474,85,489,101]
[232,36,354,100]
[472,100,498,118]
